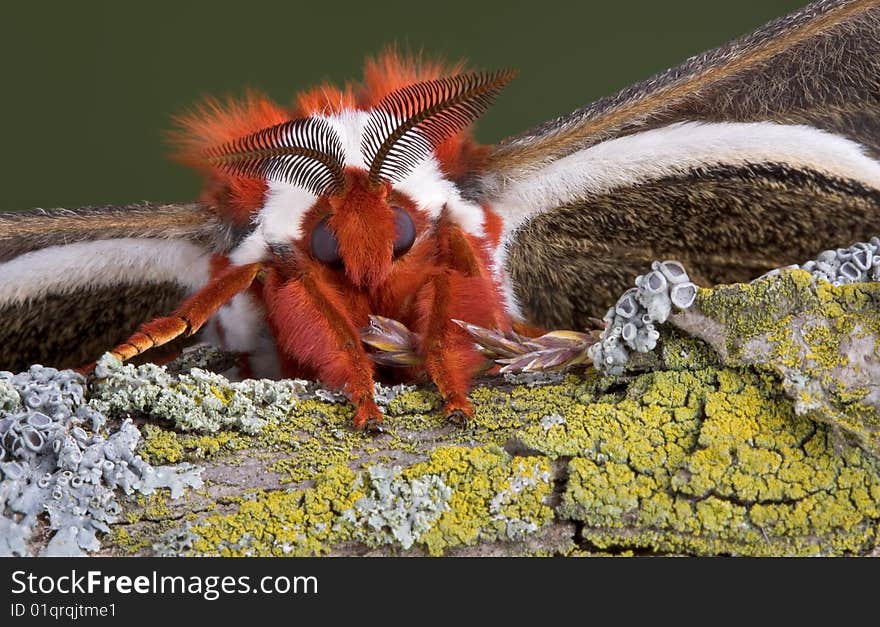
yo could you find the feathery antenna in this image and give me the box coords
[205,117,346,195]
[362,69,516,185]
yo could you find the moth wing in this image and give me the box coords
[475,0,880,329]
[0,203,228,371]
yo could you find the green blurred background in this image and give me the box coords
[2,0,805,210]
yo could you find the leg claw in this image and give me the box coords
[446,409,469,427]
[363,417,386,435]
[353,399,385,434]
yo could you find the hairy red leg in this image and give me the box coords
[414,220,509,425]
[416,272,482,424]
[263,267,381,431]
[107,262,262,362]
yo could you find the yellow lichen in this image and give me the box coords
[515,366,880,556]
[135,492,175,521]
[188,446,554,556]
[140,424,184,464]
[107,270,880,556]
[140,423,249,464]
[693,270,880,458]
[191,465,361,557]
[402,447,554,555]
[121,359,880,556]
[108,526,153,554]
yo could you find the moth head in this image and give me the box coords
[173,54,515,287]
[306,170,422,287]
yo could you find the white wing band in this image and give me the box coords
[0,238,211,306]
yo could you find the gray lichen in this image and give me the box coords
[0,365,203,556]
[91,352,416,435]
[343,465,452,549]
[152,522,200,557]
[589,260,697,375]
[761,238,880,285]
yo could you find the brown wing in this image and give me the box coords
[477,0,880,329]
[0,202,227,261]
[480,0,880,196]
[505,164,880,329]
[0,203,224,371]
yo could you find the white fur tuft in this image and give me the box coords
[258,182,319,246]
[395,157,485,236]
[492,121,880,232]
[491,239,525,322]
[321,111,370,170]
[209,292,282,378]
[0,238,211,306]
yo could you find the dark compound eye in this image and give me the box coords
[310,217,342,267]
[392,207,415,258]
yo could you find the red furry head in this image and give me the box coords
[171,53,513,227]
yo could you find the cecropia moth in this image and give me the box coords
[2,0,880,430]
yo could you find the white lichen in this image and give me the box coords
[758,238,880,286]
[0,365,203,557]
[92,354,418,434]
[590,260,697,375]
[540,413,566,431]
[342,465,452,549]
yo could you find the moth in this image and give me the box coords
[2,0,880,430]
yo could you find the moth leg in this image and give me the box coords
[108,262,262,362]
[264,267,381,431]
[415,219,509,425]
[415,271,482,424]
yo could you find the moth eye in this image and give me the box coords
[310,217,342,267]
[392,207,416,258]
